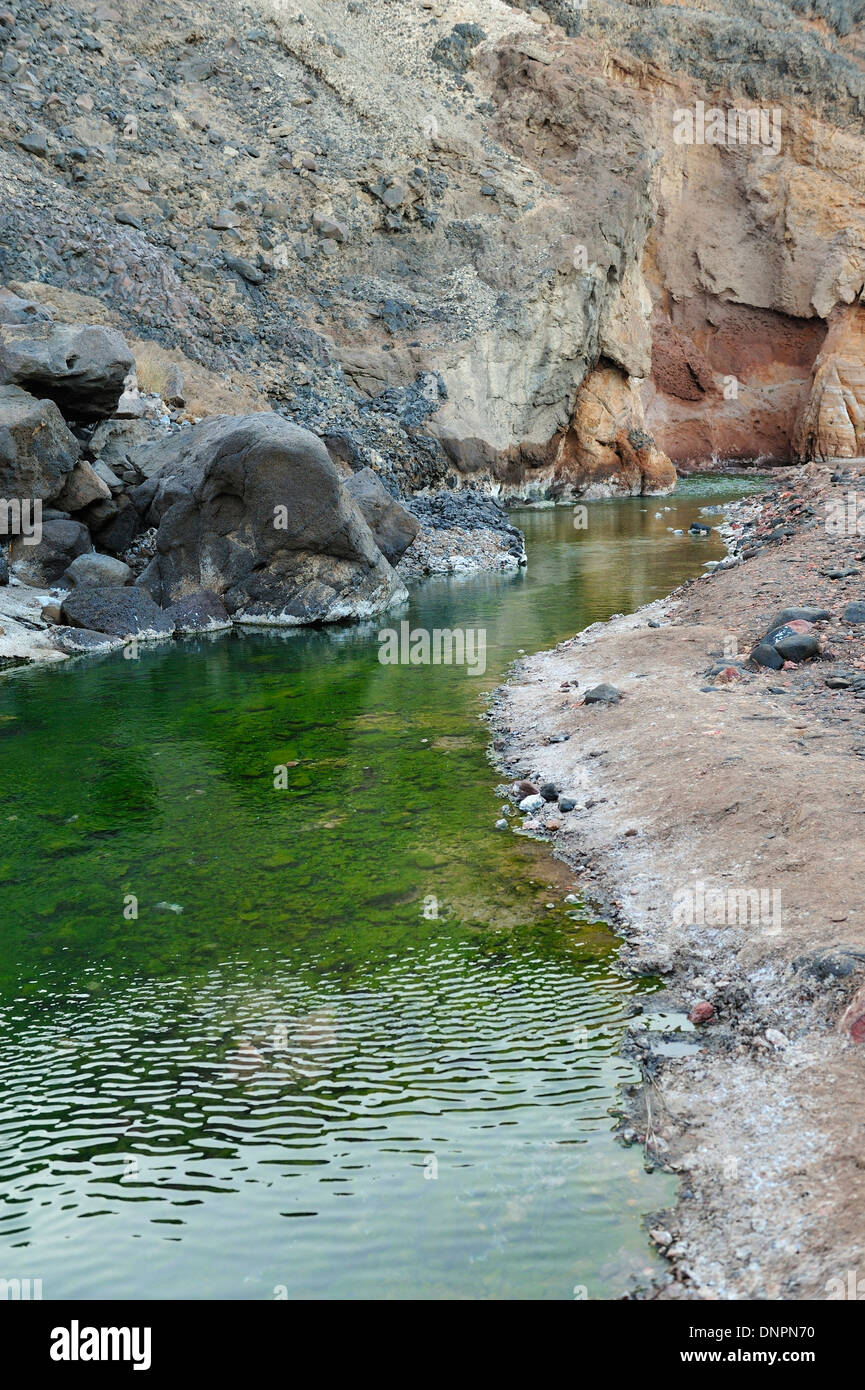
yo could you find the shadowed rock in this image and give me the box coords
[11,518,91,584]
[163,589,231,634]
[0,322,135,420]
[344,467,420,564]
[51,626,125,655]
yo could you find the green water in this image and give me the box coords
[0,478,762,1300]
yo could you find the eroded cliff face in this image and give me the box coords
[2,0,864,500]
[641,94,865,466]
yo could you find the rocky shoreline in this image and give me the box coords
[0,293,529,673]
[491,463,865,1300]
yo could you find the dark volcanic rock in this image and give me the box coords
[794,947,865,980]
[51,626,125,655]
[344,467,420,564]
[0,323,134,420]
[750,641,785,670]
[431,22,486,74]
[126,413,406,623]
[11,518,91,584]
[842,602,865,624]
[60,585,174,638]
[767,606,831,632]
[93,496,143,555]
[0,384,80,501]
[584,683,622,704]
[163,589,231,633]
[774,631,821,661]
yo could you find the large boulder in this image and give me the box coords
[0,384,80,502]
[60,552,132,588]
[10,518,91,584]
[0,322,135,420]
[60,585,174,638]
[127,413,407,624]
[343,467,420,564]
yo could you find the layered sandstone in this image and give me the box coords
[794,305,865,459]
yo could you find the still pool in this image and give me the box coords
[0,477,762,1299]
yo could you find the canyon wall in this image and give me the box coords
[2,0,865,501]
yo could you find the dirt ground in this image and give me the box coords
[492,462,865,1300]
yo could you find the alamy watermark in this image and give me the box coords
[673,101,782,156]
[377,620,486,675]
[0,497,41,545]
[826,1269,865,1299]
[826,491,865,537]
[0,1277,42,1299]
[672,880,781,931]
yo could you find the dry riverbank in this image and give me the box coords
[492,462,865,1300]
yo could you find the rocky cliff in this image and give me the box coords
[1,0,865,517]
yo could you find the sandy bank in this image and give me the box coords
[492,463,865,1300]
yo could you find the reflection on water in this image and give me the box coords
[0,478,762,1299]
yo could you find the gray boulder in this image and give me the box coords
[223,253,265,285]
[92,460,124,494]
[60,553,132,588]
[11,518,91,584]
[584,683,622,704]
[0,288,53,325]
[344,467,420,564]
[60,585,174,638]
[0,322,135,420]
[0,384,79,501]
[55,460,111,512]
[126,413,407,624]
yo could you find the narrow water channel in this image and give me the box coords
[0,477,762,1300]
